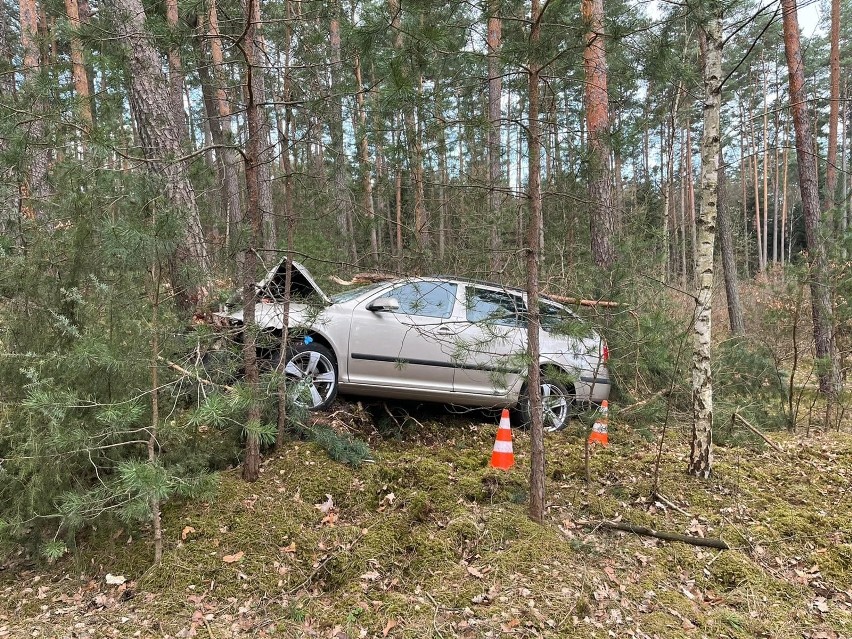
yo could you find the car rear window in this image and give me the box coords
[466,288,526,327]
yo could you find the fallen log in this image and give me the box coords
[593,520,729,550]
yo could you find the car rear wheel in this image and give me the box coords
[279,342,338,410]
[518,373,574,432]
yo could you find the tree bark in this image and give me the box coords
[109,0,212,314]
[64,0,91,126]
[689,9,722,479]
[165,0,188,139]
[781,0,841,396]
[244,0,276,255]
[824,0,840,217]
[240,0,264,482]
[487,0,503,276]
[582,0,616,269]
[353,53,378,265]
[330,2,357,264]
[207,0,243,247]
[717,148,744,335]
[527,0,545,525]
[18,0,49,219]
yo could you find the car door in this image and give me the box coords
[452,285,527,397]
[345,280,461,393]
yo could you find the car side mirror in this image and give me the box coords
[367,297,400,312]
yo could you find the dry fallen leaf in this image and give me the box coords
[382,618,397,637]
[182,526,196,541]
[466,566,484,579]
[280,541,297,553]
[223,551,245,563]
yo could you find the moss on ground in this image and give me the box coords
[1,416,851,637]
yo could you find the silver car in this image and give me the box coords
[216,260,610,431]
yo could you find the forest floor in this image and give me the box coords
[1,403,851,639]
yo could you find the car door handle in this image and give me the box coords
[436,326,456,336]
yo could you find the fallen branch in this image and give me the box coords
[651,492,693,518]
[541,292,620,308]
[620,389,669,414]
[330,273,396,286]
[733,411,782,452]
[594,520,729,550]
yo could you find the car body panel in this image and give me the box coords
[214,260,611,409]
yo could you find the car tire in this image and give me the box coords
[276,342,338,410]
[517,372,574,432]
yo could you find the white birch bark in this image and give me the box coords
[689,6,722,479]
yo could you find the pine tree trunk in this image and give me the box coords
[689,11,722,479]
[241,0,264,483]
[435,77,449,262]
[64,0,91,126]
[18,0,49,219]
[679,126,688,285]
[275,1,295,448]
[527,0,545,525]
[330,4,356,264]
[781,119,790,264]
[717,148,745,335]
[762,59,770,270]
[748,92,765,273]
[582,0,616,269]
[354,53,379,265]
[487,1,502,276]
[772,111,781,264]
[781,0,842,397]
[165,0,188,139]
[842,78,849,256]
[149,259,163,564]
[244,0,276,255]
[824,0,840,216]
[207,0,243,246]
[110,0,212,314]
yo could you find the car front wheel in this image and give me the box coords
[280,342,338,410]
[518,373,574,432]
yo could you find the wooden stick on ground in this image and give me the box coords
[594,520,729,550]
[733,411,782,452]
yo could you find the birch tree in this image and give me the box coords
[689,3,722,479]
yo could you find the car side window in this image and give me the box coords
[466,287,526,327]
[382,281,458,318]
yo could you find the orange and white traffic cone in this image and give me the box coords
[490,409,515,470]
[588,400,609,447]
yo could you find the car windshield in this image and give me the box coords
[329,282,389,304]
